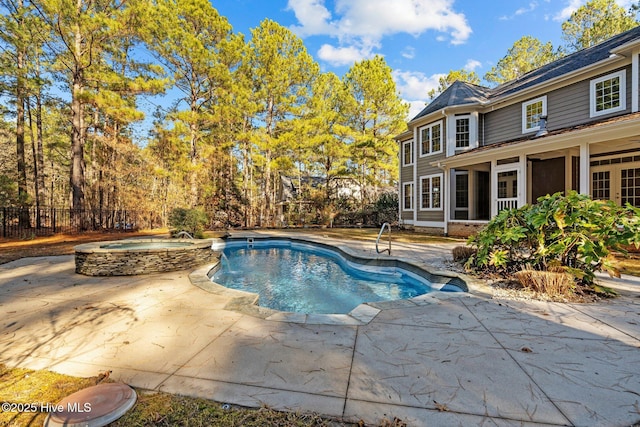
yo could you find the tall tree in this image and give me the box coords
[298,72,351,202]
[484,36,559,85]
[247,19,319,226]
[562,0,638,52]
[0,0,30,214]
[36,0,134,212]
[427,69,481,100]
[143,0,236,208]
[343,55,408,206]
[83,0,165,216]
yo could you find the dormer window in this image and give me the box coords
[419,120,443,156]
[590,70,626,117]
[522,96,547,133]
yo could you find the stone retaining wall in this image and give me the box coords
[75,239,218,276]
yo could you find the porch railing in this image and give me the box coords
[497,198,518,212]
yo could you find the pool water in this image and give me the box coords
[212,243,434,314]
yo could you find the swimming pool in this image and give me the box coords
[210,238,465,314]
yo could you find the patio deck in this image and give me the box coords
[1,232,639,426]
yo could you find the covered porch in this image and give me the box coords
[438,114,640,236]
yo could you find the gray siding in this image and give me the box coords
[399,138,414,221]
[415,159,445,222]
[417,209,444,222]
[483,103,520,145]
[483,66,632,146]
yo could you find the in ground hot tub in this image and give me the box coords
[74,239,217,276]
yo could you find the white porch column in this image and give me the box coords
[632,48,639,113]
[518,154,527,207]
[490,159,497,218]
[579,141,590,195]
[413,126,418,224]
[564,150,573,193]
[444,168,450,235]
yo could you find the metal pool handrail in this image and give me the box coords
[376,222,391,255]
[175,231,194,239]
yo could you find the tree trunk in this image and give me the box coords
[70,76,86,214]
[27,100,41,228]
[35,92,45,210]
[16,39,30,227]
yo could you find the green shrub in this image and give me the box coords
[466,191,640,286]
[374,192,399,226]
[168,208,209,238]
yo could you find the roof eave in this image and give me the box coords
[434,114,640,168]
[487,54,626,107]
[407,101,486,127]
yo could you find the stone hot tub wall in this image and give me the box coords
[74,239,218,276]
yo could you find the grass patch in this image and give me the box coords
[111,391,338,427]
[0,364,407,426]
[0,364,98,426]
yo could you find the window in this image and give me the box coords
[402,141,413,166]
[621,168,640,207]
[522,96,547,133]
[455,116,470,149]
[592,171,610,200]
[454,172,469,220]
[590,70,626,117]
[420,174,442,210]
[419,121,443,156]
[402,182,414,210]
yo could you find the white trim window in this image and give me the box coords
[590,70,626,117]
[402,140,413,166]
[402,182,414,211]
[522,96,547,133]
[455,116,470,149]
[420,174,443,210]
[454,171,469,220]
[419,120,443,156]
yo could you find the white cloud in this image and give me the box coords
[401,46,416,59]
[287,0,335,36]
[500,2,538,20]
[551,0,635,22]
[515,2,539,16]
[317,44,373,66]
[287,0,472,66]
[464,59,482,71]
[392,70,445,101]
[553,0,584,21]
[406,100,428,120]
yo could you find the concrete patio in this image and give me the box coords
[1,232,639,426]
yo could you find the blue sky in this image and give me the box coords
[208,0,637,119]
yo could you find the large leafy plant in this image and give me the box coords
[467,191,640,285]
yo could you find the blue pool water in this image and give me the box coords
[211,240,436,314]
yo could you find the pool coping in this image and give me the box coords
[189,235,482,325]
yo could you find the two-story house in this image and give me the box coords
[397,26,640,236]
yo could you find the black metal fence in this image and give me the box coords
[0,206,157,238]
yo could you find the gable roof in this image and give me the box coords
[410,25,640,123]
